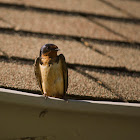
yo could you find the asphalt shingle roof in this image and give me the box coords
[0,0,140,102]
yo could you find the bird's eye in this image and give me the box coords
[46,46,50,50]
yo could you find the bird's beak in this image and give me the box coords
[55,48,60,51]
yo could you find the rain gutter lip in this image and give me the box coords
[0,88,140,117]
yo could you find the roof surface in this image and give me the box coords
[0,0,140,102]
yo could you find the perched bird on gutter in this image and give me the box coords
[34,44,68,99]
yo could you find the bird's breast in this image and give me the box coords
[39,61,64,97]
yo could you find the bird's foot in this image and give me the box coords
[63,95,69,103]
[43,92,48,99]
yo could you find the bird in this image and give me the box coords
[34,44,68,99]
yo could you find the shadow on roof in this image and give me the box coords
[0,2,140,24]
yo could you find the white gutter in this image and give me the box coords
[0,88,140,140]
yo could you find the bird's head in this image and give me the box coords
[40,44,60,58]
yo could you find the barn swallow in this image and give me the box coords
[34,44,68,99]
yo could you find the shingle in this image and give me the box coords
[0,0,135,17]
[0,8,126,40]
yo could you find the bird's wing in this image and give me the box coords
[34,57,43,94]
[59,54,68,94]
